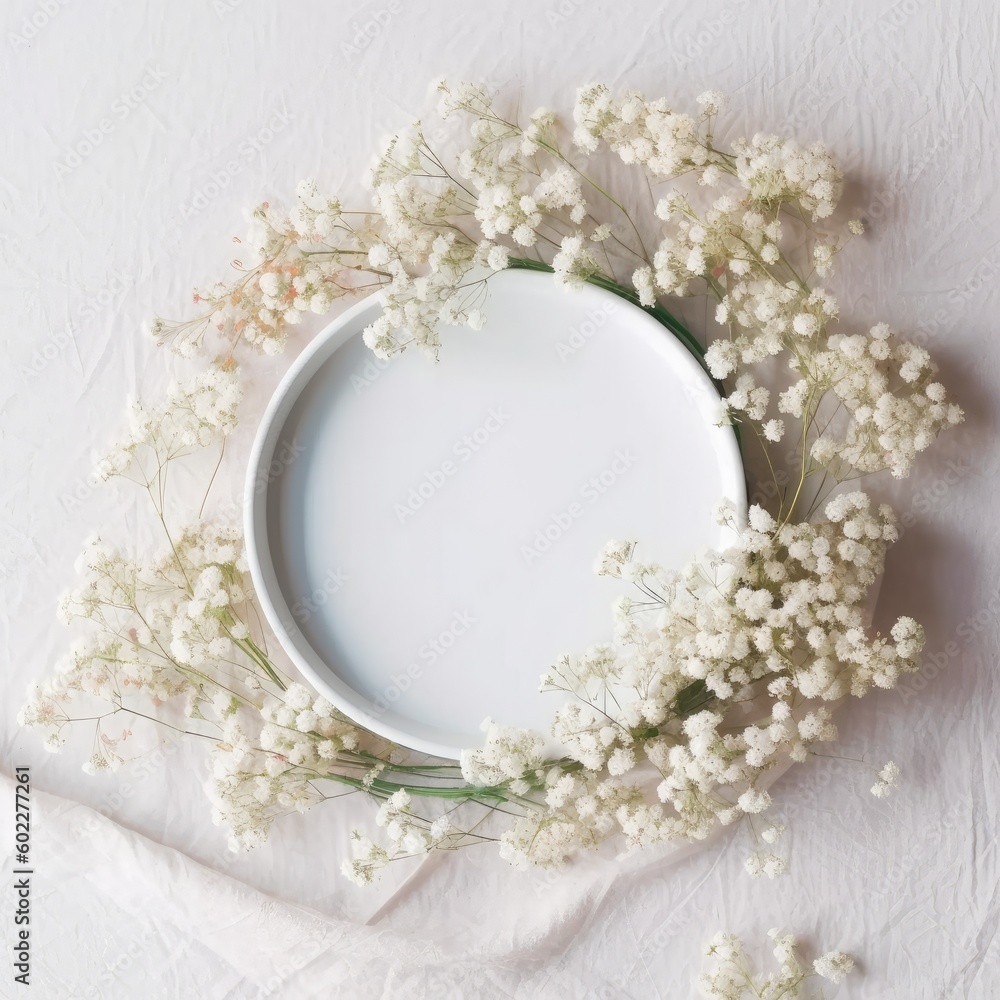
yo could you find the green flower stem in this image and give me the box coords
[236,637,287,691]
[505,257,706,367]
[315,754,591,803]
[535,139,651,261]
[343,750,463,774]
[630,679,717,744]
[321,771,510,802]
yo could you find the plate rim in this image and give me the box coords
[244,271,746,759]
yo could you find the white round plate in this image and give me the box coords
[245,269,745,759]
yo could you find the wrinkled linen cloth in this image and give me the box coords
[3,0,1000,996]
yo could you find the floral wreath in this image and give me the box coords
[22,80,961,933]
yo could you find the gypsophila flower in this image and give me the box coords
[744,851,787,879]
[700,929,855,998]
[870,759,901,798]
[733,133,843,219]
[813,951,855,984]
[461,718,546,785]
[342,833,390,887]
[95,365,243,480]
[760,822,784,844]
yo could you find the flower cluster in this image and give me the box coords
[491,769,640,869]
[733,133,843,220]
[744,822,787,879]
[806,325,963,478]
[206,684,364,851]
[443,492,922,870]
[459,718,547,786]
[700,929,855,998]
[152,180,380,358]
[870,759,901,798]
[20,519,251,762]
[94,364,242,480]
[360,83,602,355]
[572,83,706,176]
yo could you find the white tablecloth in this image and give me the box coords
[3,1,998,996]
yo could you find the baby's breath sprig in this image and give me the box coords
[700,929,855,998]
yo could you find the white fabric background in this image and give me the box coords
[2,1,998,997]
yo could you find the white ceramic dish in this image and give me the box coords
[245,269,745,759]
